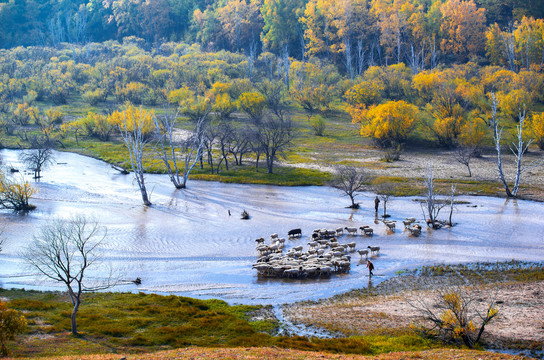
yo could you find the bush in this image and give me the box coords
[310,115,326,136]
[0,300,27,356]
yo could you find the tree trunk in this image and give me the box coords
[71,300,80,335]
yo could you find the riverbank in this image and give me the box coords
[13,347,531,360]
[2,262,541,359]
[283,261,544,358]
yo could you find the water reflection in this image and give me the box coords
[0,149,543,305]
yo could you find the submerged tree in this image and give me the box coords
[0,173,37,211]
[330,166,369,209]
[115,105,153,206]
[153,105,209,189]
[375,181,396,217]
[19,148,54,179]
[24,216,115,335]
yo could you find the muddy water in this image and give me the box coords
[0,149,543,305]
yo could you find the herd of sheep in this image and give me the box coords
[252,217,424,279]
[252,227,381,279]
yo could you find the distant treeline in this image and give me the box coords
[0,0,543,68]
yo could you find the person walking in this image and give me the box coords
[374,196,380,213]
[366,260,374,277]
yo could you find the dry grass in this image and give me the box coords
[9,347,530,360]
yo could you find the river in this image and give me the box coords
[0,149,543,305]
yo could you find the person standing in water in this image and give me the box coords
[374,196,380,213]
[366,260,374,277]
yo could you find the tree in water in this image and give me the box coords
[153,105,209,189]
[112,104,153,206]
[0,172,37,211]
[19,148,54,179]
[330,166,369,209]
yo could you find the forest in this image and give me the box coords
[1,0,544,196]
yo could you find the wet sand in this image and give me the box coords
[0,150,543,305]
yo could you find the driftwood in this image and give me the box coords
[111,164,129,175]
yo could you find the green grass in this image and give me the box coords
[0,288,440,358]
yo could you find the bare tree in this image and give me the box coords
[24,216,116,335]
[510,109,540,196]
[375,182,396,218]
[253,117,295,174]
[454,146,478,177]
[257,80,286,121]
[410,286,499,349]
[330,166,368,209]
[422,163,448,228]
[19,148,54,179]
[119,107,152,206]
[489,94,541,197]
[153,106,208,189]
[489,93,511,197]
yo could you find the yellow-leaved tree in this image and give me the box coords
[237,91,266,122]
[107,103,155,135]
[351,100,418,147]
[530,112,544,150]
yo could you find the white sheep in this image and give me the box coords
[344,227,358,235]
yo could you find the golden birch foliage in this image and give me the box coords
[513,16,544,69]
[439,0,486,60]
[237,91,267,120]
[480,68,517,93]
[108,104,155,134]
[458,116,486,148]
[301,0,376,57]
[344,80,383,107]
[498,89,533,122]
[352,100,418,145]
[530,112,544,150]
[412,70,445,102]
[486,23,506,66]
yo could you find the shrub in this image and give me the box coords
[0,300,27,356]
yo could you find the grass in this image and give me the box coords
[0,288,442,358]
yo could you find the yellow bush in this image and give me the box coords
[108,104,155,134]
[531,112,544,150]
[351,100,418,146]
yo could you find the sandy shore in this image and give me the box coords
[287,146,544,200]
[283,264,544,356]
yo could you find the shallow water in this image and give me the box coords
[0,149,543,305]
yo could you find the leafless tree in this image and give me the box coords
[422,163,448,228]
[23,216,117,335]
[246,40,257,81]
[19,148,54,179]
[253,117,295,174]
[119,108,152,206]
[375,182,396,218]
[489,94,541,197]
[228,127,252,166]
[454,145,479,177]
[330,166,369,209]
[257,80,286,121]
[216,121,234,172]
[153,105,208,189]
[409,286,499,349]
